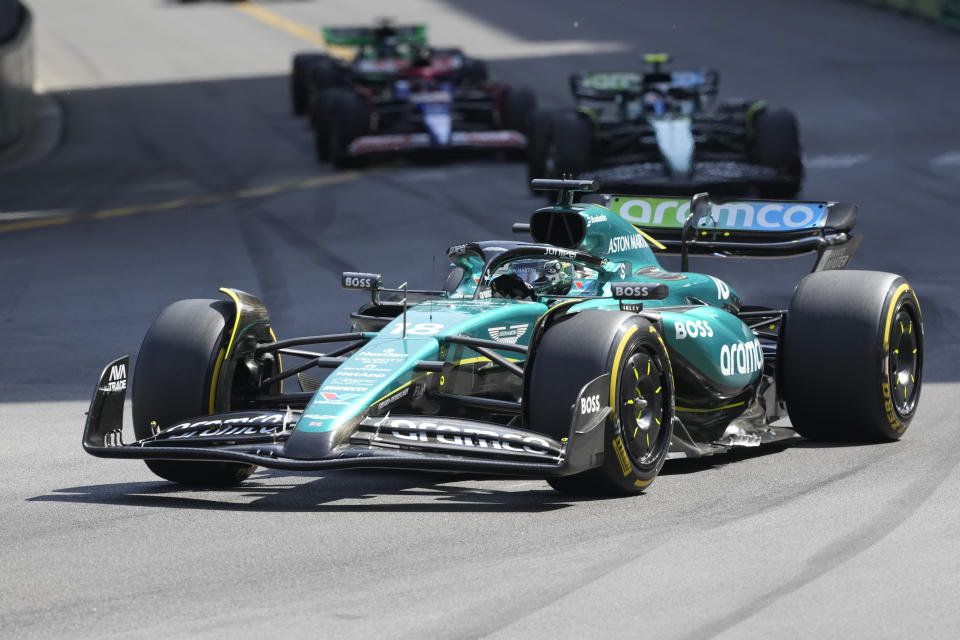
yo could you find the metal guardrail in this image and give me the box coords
[0,1,34,149]
[848,0,960,30]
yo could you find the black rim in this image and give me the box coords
[888,302,921,418]
[618,349,666,466]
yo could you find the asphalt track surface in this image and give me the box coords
[1,1,959,638]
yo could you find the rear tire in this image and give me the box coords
[133,299,256,486]
[552,111,595,178]
[461,58,488,85]
[781,271,923,442]
[526,310,675,496]
[751,106,803,198]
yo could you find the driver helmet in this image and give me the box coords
[643,89,666,115]
[507,259,573,296]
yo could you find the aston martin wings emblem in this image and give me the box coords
[487,324,529,344]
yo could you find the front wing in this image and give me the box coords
[83,357,607,478]
[347,130,527,157]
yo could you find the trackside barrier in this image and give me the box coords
[846,0,960,30]
[0,1,34,149]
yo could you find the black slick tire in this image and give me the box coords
[326,89,368,169]
[132,299,256,486]
[526,109,555,190]
[781,271,923,442]
[461,58,488,85]
[551,111,594,178]
[501,86,537,161]
[750,106,803,198]
[291,53,328,116]
[310,89,337,162]
[526,310,675,496]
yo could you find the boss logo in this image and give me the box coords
[580,394,601,415]
[612,283,668,300]
[674,319,714,340]
[342,272,382,290]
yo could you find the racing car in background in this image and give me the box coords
[528,54,804,198]
[290,21,536,167]
[83,179,922,497]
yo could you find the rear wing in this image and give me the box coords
[322,24,428,47]
[569,69,718,102]
[586,193,860,272]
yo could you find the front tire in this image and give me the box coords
[310,89,337,162]
[781,271,923,442]
[501,86,537,161]
[325,89,368,169]
[132,299,256,486]
[526,310,675,496]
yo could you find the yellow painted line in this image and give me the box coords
[0,215,72,233]
[233,1,355,60]
[1,170,372,234]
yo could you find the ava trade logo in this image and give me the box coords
[609,197,828,231]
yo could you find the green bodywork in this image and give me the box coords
[293,202,762,439]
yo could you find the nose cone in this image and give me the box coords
[651,117,695,175]
[424,105,453,145]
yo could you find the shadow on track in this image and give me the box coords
[31,438,874,512]
[660,437,887,477]
[28,469,584,513]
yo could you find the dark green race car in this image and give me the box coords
[83,180,923,496]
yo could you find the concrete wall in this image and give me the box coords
[0,1,33,149]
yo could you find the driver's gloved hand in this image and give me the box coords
[490,274,537,301]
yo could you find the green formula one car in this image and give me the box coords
[83,180,923,496]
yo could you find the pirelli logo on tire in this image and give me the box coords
[881,382,904,434]
[612,435,632,476]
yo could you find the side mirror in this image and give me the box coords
[341,272,382,291]
[610,282,669,301]
[681,192,713,272]
[342,272,383,304]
